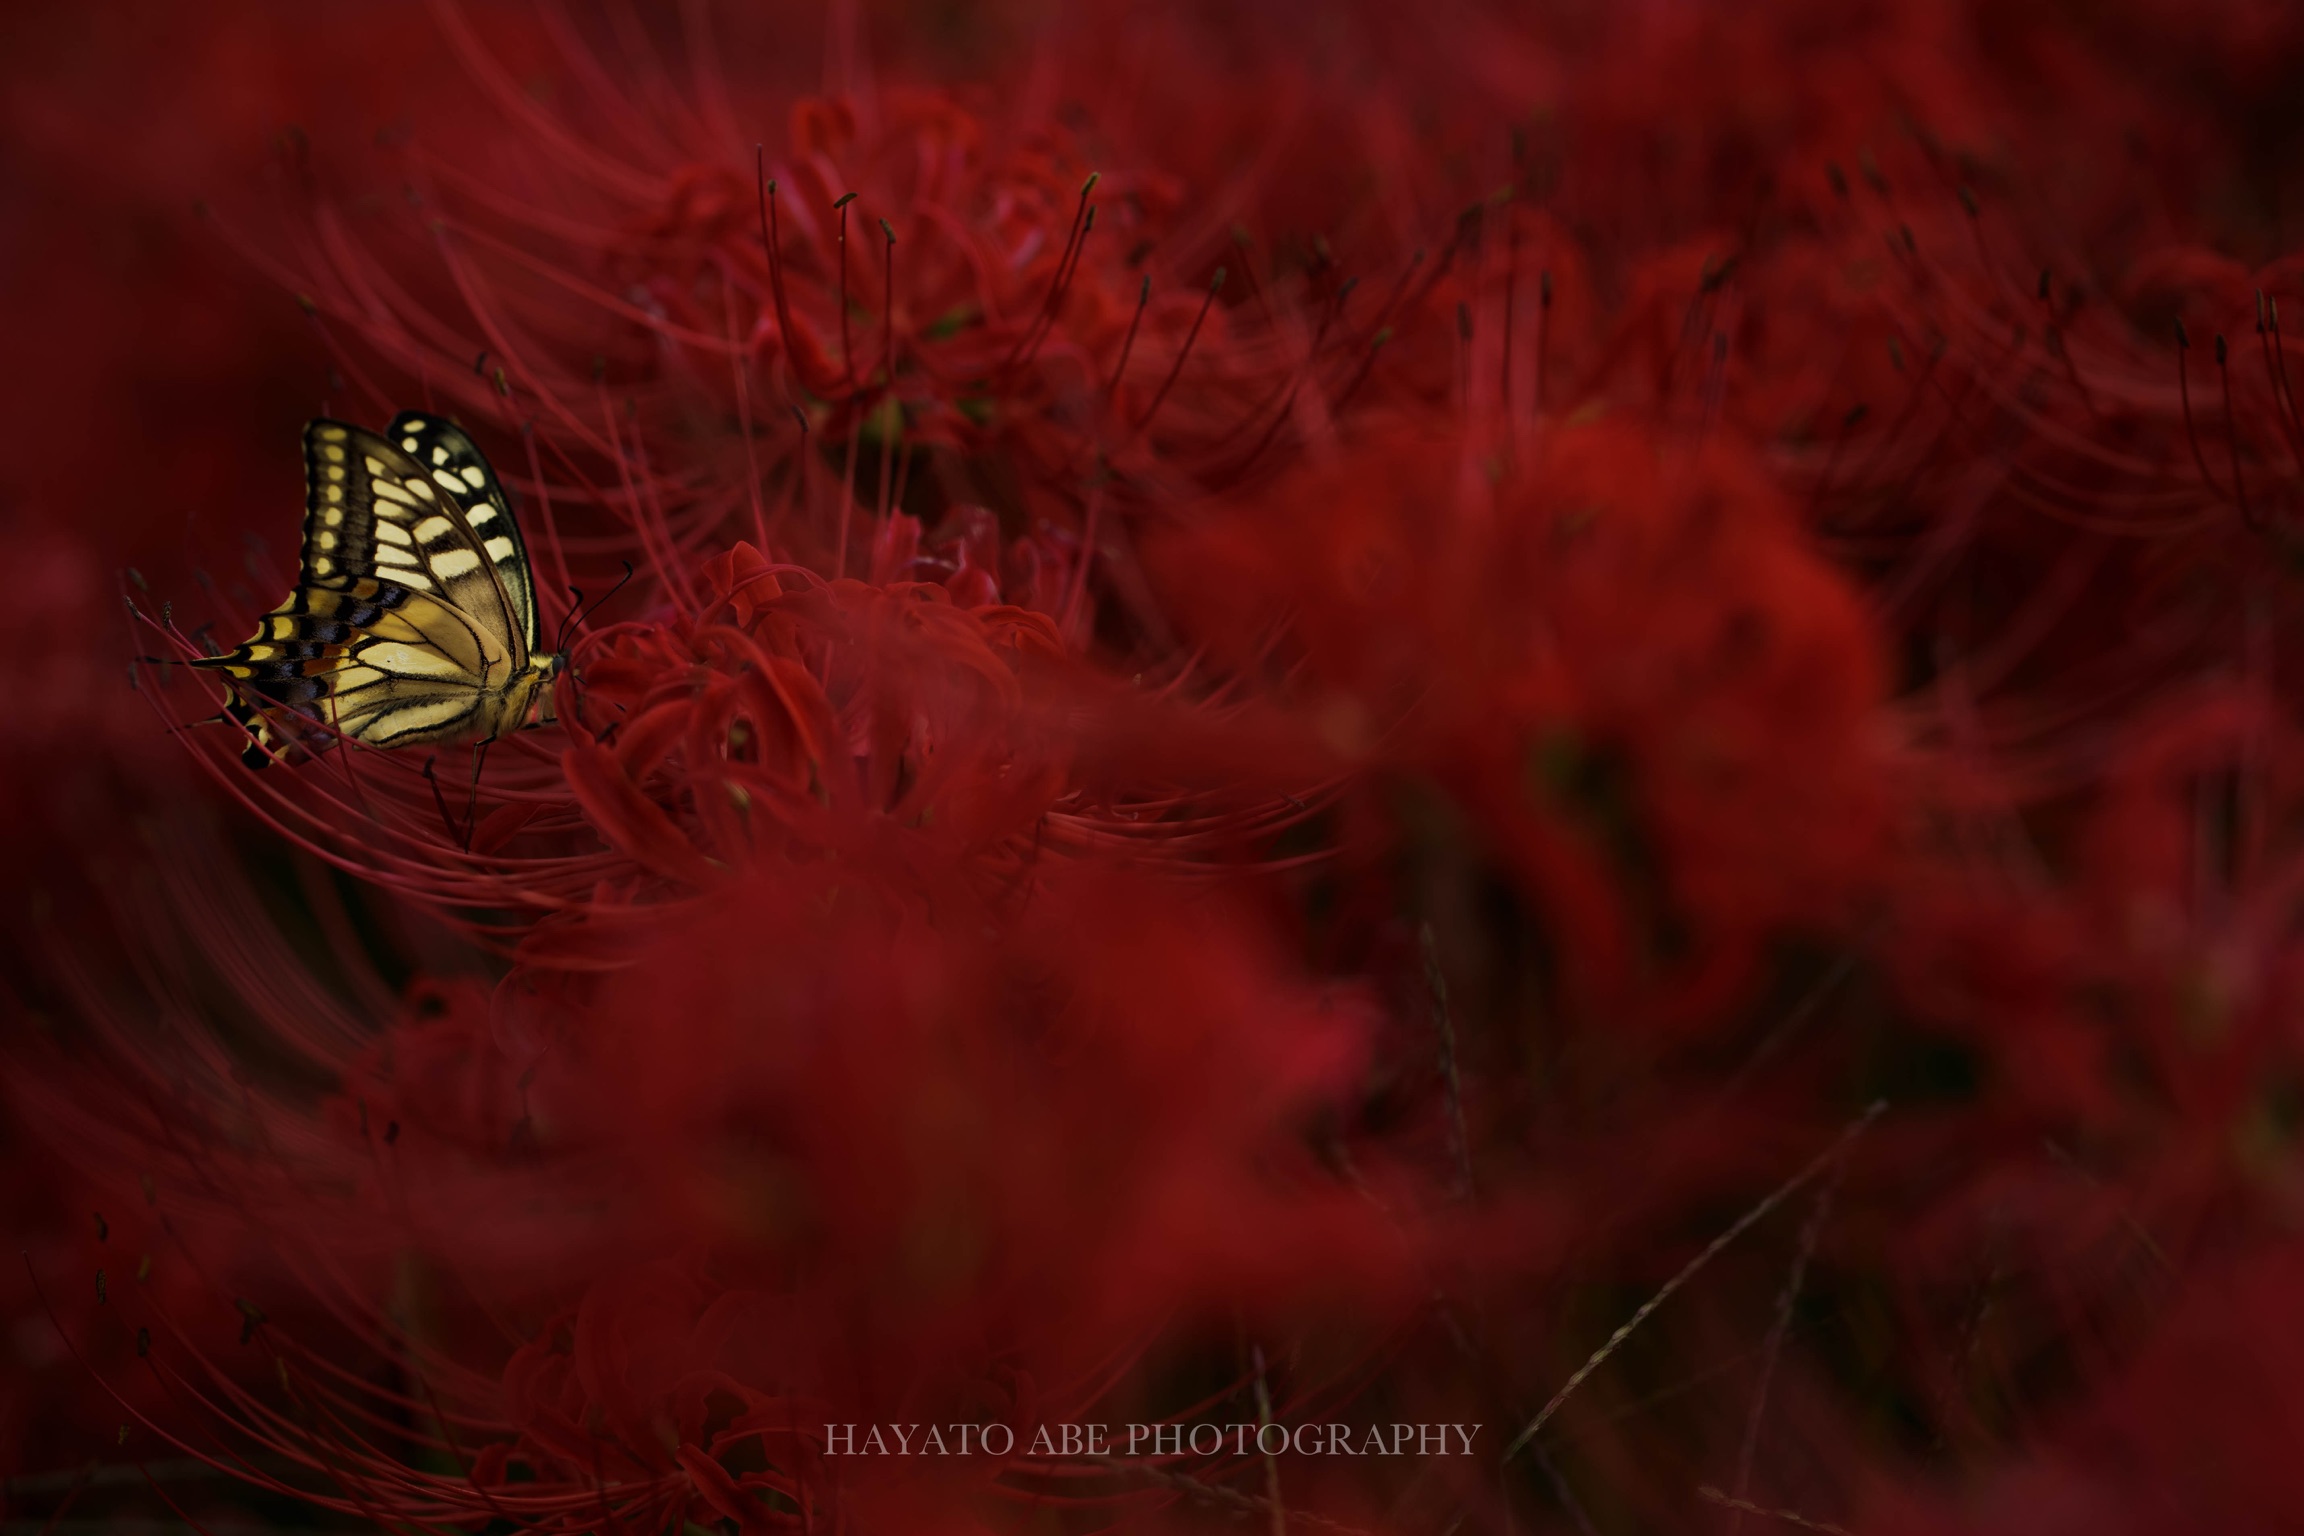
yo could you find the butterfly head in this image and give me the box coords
[525,652,564,727]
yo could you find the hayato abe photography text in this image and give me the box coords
[822,1424,1484,1458]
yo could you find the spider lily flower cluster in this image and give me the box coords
[11,1,2304,1533]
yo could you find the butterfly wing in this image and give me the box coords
[300,419,528,668]
[384,412,538,660]
[308,579,513,746]
[198,576,515,763]
[194,417,538,765]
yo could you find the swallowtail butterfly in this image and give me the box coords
[194,414,560,767]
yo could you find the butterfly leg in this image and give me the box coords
[423,756,460,848]
[463,742,491,852]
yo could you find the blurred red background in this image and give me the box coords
[7,3,2304,1532]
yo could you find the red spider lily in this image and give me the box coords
[21,825,1454,1532]
[129,531,1332,956]
[1151,417,1893,1034]
[203,16,1366,667]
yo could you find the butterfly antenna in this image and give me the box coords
[551,560,638,654]
[552,586,586,656]
[575,562,637,639]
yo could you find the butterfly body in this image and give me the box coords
[194,414,560,767]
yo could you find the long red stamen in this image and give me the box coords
[1697,327,1731,444]
[1535,267,1551,415]
[1004,172,1098,371]
[1808,402,1871,518]
[1015,205,1095,373]
[1662,255,1731,401]
[879,216,898,391]
[720,262,769,550]
[780,402,810,544]
[1331,326,1393,415]
[1227,224,1273,324]
[756,151,805,391]
[834,191,859,391]
[1105,274,1151,399]
[516,421,573,626]
[1060,466,1106,641]
[2174,320,2233,504]
[889,434,915,520]
[1133,266,1225,434]
[595,375,696,612]
[2037,269,2101,420]
[1501,217,1519,421]
[874,221,902,546]
[1456,299,1474,415]
[2216,333,2258,530]
[2253,289,2304,467]
[835,418,862,578]
[2268,294,2304,443]
[1217,280,1352,475]
[1355,248,1424,352]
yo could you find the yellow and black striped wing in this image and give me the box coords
[384,411,538,659]
[195,576,513,765]
[300,420,527,668]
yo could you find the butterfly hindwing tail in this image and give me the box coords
[223,691,275,769]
